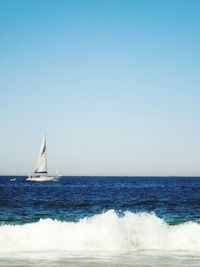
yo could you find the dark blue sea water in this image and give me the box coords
[1,176,200,267]
[1,176,200,225]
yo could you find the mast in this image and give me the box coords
[34,135,47,174]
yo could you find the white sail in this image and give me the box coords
[34,136,47,174]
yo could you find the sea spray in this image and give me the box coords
[0,210,200,253]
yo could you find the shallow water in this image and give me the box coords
[1,251,200,267]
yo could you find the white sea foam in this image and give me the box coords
[0,210,200,253]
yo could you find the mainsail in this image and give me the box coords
[34,136,47,174]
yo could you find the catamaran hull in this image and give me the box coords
[26,176,59,182]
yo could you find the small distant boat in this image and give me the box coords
[10,178,16,182]
[27,136,59,182]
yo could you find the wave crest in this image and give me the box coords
[1,210,200,253]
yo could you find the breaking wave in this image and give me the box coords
[1,210,200,253]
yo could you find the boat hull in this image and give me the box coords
[26,175,59,182]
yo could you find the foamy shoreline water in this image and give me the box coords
[1,210,200,265]
[1,250,200,267]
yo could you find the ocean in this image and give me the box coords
[0,176,200,266]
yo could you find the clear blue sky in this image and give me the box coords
[0,0,200,176]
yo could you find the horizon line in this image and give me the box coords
[1,174,200,178]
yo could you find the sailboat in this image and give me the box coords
[27,136,59,182]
